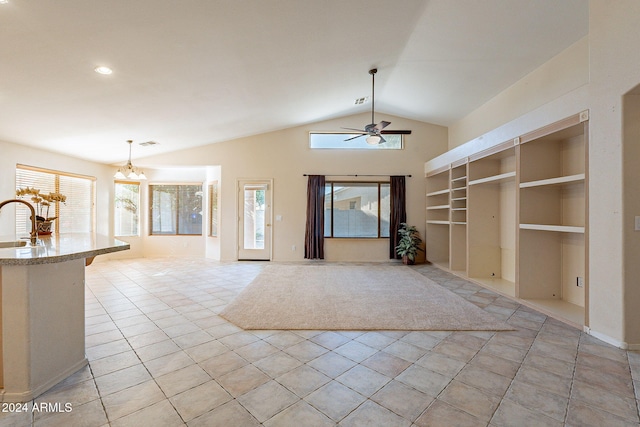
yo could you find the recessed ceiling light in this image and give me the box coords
[94,66,113,75]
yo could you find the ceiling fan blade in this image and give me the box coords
[380,129,412,135]
[341,127,366,132]
[378,135,386,144]
[344,134,366,141]
[374,121,391,132]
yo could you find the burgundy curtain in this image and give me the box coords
[304,175,325,259]
[389,175,407,259]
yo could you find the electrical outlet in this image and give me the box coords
[635,216,640,231]
[291,245,296,251]
[577,277,584,288]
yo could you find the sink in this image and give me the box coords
[0,240,28,248]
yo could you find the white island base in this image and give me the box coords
[1,258,87,402]
[0,233,129,403]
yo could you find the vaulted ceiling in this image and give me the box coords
[0,0,588,164]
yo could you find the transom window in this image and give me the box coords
[310,133,403,149]
[324,182,390,238]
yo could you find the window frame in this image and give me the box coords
[324,180,390,239]
[148,183,203,236]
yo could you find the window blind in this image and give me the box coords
[15,165,96,235]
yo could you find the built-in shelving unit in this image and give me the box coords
[468,142,517,297]
[517,116,588,327]
[426,166,450,269]
[425,111,589,327]
[449,161,467,274]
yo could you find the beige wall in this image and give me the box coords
[137,112,448,262]
[449,36,589,150]
[587,0,640,349]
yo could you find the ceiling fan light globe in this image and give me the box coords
[366,135,381,145]
[114,170,126,179]
[127,171,139,179]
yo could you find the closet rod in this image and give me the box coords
[303,174,411,177]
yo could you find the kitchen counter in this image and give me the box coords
[0,233,130,402]
[0,233,130,265]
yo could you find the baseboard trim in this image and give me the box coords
[585,327,629,350]
[1,358,88,403]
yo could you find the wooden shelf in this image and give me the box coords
[427,189,450,197]
[522,298,584,327]
[426,220,450,225]
[519,224,584,233]
[451,176,467,183]
[468,171,516,186]
[451,221,467,225]
[427,204,450,210]
[470,277,516,298]
[451,196,467,201]
[520,173,585,188]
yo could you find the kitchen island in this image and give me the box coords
[0,234,129,402]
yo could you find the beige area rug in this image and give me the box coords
[220,264,514,331]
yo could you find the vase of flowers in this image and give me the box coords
[16,187,67,235]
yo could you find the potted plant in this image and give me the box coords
[16,187,66,235]
[396,223,423,265]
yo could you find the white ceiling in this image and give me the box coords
[0,0,588,165]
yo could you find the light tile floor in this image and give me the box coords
[1,258,639,427]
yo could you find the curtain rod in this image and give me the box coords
[303,174,411,177]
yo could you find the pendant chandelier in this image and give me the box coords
[114,140,146,180]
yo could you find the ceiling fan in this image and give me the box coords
[343,68,412,145]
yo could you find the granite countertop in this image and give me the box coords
[0,233,130,265]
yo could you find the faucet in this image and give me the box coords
[0,199,38,245]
